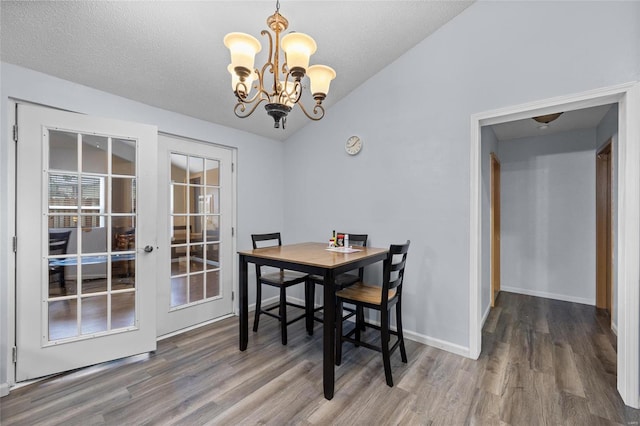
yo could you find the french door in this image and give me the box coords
[156,134,234,336]
[15,104,158,381]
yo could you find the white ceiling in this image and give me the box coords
[491,104,614,142]
[1,1,613,143]
[0,0,474,141]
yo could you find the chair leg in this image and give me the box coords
[357,306,365,331]
[354,305,362,346]
[380,309,393,387]
[253,282,262,332]
[305,280,314,335]
[396,301,407,363]
[336,299,344,366]
[280,286,288,345]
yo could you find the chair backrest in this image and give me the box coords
[338,232,367,247]
[338,232,368,279]
[382,240,410,304]
[251,232,282,249]
[49,230,72,256]
[251,232,283,277]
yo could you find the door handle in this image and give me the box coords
[144,245,154,253]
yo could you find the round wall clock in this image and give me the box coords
[345,135,362,155]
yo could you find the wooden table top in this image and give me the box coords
[238,242,388,268]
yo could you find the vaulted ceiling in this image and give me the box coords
[1,1,474,141]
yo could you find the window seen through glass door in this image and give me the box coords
[47,130,137,342]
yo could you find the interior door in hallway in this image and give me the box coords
[596,140,613,319]
[490,152,501,307]
[157,134,235,336]
[15,103,158,381]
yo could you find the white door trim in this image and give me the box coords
[469,82,640,408]
[3,101,18,395]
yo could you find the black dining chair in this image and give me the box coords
[49,230,72,295]
[251,232,311,345]
[335,240,410,387]
[308,233,368,326]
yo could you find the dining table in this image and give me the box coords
[237,241,389,400]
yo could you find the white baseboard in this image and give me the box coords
[403,329,470,358]
[157,313,236,341]
[0,382,9,397]
[501,286,594,306]
[159,294,287,341]
[262,295,472,358]
[481,305,491,328]
[252,295,281,312]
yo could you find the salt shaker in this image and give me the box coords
[344,234,349,249]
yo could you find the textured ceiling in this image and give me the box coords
[1,1,474,141]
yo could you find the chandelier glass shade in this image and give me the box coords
[224,1,336,129]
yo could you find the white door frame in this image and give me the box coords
[1,109,240,392]
[469,82,640,408]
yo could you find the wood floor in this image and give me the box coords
[2,292,639,425]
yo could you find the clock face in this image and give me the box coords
[345,136,362,155]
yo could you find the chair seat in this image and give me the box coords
[259,270,308,286]
[336,282,397,306]
[309,272,360,289]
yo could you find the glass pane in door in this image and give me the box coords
[49,130,78,172]
[46,131,138,342]
[112,138,136,176]
[169,152,222,309]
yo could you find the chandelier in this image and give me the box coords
[224,1,336,129]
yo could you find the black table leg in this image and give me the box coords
[323,269,335,399]
[239,254,248,351]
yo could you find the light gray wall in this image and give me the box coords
[595,104,619,330]
[481,126,499,318]
[282,1,639,348]
[0,63,285,391]
[499,129,597,304]
[1,0,639,392]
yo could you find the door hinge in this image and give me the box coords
[12,347,17,363]
[232,291,235,301]
[232,227,235,237]
[13,125,18,142]
[12,236,17,253]
[231,163,235,173]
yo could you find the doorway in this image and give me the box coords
[490,152,500,307]
[596,140,613,322]
[15,103,158,381]
[11,104,239,385]
[469,82,640,408]
[156,134,236,336]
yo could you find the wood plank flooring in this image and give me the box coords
[2,292,639,425]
